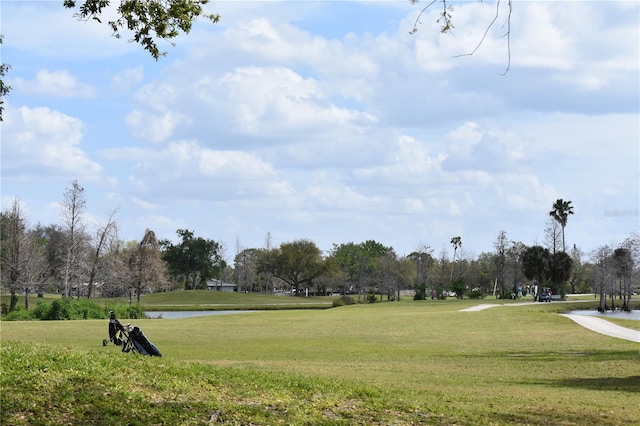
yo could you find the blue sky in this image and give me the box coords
[1,1,639,261]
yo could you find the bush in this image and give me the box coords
[1,297,148,321]
[2,307,36,321]
[365,293,378,304]
[332,295,356,307]
[468,289,484,299]
[414,285,426,300]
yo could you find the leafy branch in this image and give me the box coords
[63,0,221,60]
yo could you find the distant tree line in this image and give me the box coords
[2,184,638,313]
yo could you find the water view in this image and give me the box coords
[566,310,640,320]
[145,311,253,319]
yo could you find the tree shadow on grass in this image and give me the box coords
[500,349,639,362]
[493,408,624,426]
[548,376,640,393]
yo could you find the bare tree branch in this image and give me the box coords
[410,0,512,74]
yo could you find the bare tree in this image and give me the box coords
[1,198,27,311]
[436,246,448,298]
[506,241,525,297]
[128,229,167,304]
[493,231,507,297]
[544,217,562,255]
[99,238,129,297]
[86,209,118,298]
[20,231,48,310]
[569,244,586,294]
[0,198,48,310]
[591,245,614,312]
[613,245,634,312]
[60,180,89,298]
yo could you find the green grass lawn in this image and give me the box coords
[1,290,338,312]
[2,296,639,425]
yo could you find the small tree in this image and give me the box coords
[521,245,551,300]
[451,277,466,299]
[60,180,89,298]
[129,229,166,304]
[591,245,614,312]
[86,209,118,298]
[1,198,27,311]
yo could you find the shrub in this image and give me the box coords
[332,295,356,307]
[468,288,484,299]
[414,284,426,300]
[1,298,147,321]
[44,299,71,320]
[2,307,36,321]
[68,299,105,319]
[365,293,378,304]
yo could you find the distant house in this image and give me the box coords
[206,279,237,292]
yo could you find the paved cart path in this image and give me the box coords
[560,314,640,343]
[460,302,639,343]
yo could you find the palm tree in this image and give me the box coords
[521,245,551,300]
[450,236,462,284]
[549,199,574,252]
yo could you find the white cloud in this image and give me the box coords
[110,67,144,94]
[125,109,191,144]
[12,70,96,98]
[1,105,102,180]
[2,1,638,256]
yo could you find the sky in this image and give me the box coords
[1,0,639,262]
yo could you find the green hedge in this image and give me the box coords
[1,298,145,321]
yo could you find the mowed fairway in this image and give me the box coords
[2,299,639,425]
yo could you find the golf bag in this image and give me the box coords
[102,311,162,357]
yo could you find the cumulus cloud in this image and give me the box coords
[2,1,638,255]
[11,70,96,98]
[107,140,291,203]
[1,105,102,180]
[110,67,144,94]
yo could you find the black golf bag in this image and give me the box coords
[103,311,162,357]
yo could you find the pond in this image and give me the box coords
[145,311,253,319]
[566,309,640,321]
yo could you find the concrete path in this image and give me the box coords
[560,314,640,343]
[460,302,639,343]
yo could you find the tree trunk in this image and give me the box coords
[9,291,18,312]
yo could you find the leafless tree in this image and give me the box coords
[1,198,27,311]
[0,198,48,310]
[591,245,614,312]
[377,253,400,301]
[20,231,48,310]
[128,229,167,304]
[99,238,129,298]
[506,241,525,297]
[86,209,118,298]
[544,217,562,255]
[493,230,508,297]
[60,180,89,298]
[614,239,635,312]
